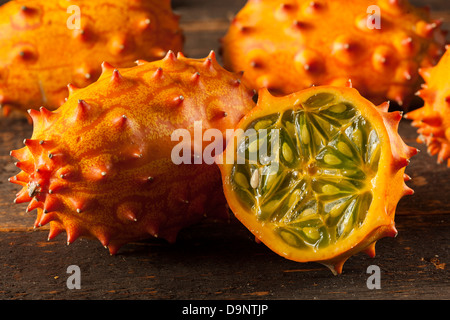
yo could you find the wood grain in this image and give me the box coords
[0,213,448,299]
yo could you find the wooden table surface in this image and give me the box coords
[0,0,449,302]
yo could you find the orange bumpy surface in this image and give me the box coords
[0,0,183,115]
[405,46,450,166]
[9,52,256,254]
[221,0,446,108]
[218,85,417,274]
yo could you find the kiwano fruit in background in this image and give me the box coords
[221,0,446,108]
[0,0,183,116]
[218,85,417,274]
[9,51,256,254]
[405,45,450,167]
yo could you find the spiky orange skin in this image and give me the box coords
[221,0,446,108]
[0,0,183,115]
[405,46,450,166]
[218,86,417,274]
[9,52,256,254]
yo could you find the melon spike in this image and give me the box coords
[48,223,64,241]
[135,59,148,66]
[321,258,348,276]
[191,71,200,82]
[23,139,43,156]
[43,194,62,213]
[27,109,41,124]
[67,83,80,96]
[107,242,123,256]
[39,106,53,120]
[74,99,90,121]
[164,50,177,62]
[15,160,34,173]
[146,223,160,238]
[207,50,217,62]
[101,61,115,74]
[10,147,30,161]
[377,101,390,113]
[26,198,40,212]
[95,231,111,249]
[66,225,82,245]
[14,187,32,204]
[153,67,163,79]
[363,242,377,258]
[110,69,123,84]
[38,211,55,227]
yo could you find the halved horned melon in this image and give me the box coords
[218,85,417,274]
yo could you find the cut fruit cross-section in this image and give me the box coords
[218,86,417,274]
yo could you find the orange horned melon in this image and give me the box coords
[0,0,183,116]
[217,84,417,274]
[9,52,256,254]
[221,0,446,108]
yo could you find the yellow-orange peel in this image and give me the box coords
[221,0,446,108]
[218,85,417,274]
[405,45,450,166]
[9,52,256,254]
[0,0,183,116]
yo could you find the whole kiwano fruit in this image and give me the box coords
[405,45,450,167]
[0,0,183,116]
[9,51,256,254]
[217,84,417,274]
[221,0,446,108]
